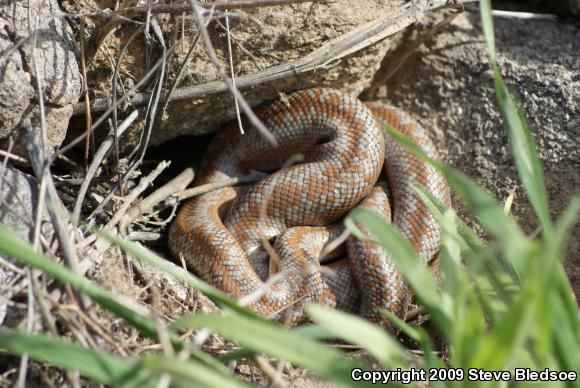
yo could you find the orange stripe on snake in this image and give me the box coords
[169,88,451,330]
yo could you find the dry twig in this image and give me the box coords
[56,36,180,161]
[175,170,265,200]
[72,110,139,224]
[24,121,84,282]
[79,160,170,249]
[106,0,315,16]
[253,355,288,388]
[79,16,94,169]
[224,5,244,134]
[120,167,195,230]
[189,0,277,145]
[0,150,28,164]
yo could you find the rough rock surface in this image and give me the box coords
[79,0,405,147]
[369,13,580,298]
[549,0,580,14]
[0,166,54,325]
[0,0,81,157]
[497,0,580,15]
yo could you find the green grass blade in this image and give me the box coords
[141,355,250,388]
[0,225,161,341]
[0,224,232,376]
[443,169,532,272]
[479,0,496,63]
[306,304,406,368]
[97,230,258,318]
[416,328,444,370]
[0,329,156,387]
[291,324,345,341]
[174,312,373,387]
[467,289,535,369]
[414,183,518,276]
[413,184,485,253]
[550,196,580,265]
[413,184,519,319]
[550,292,580,372]
[345,207,451,335]
[438,210,485,366]
[544,197,580,339]
[217,348,257,363]
[494,69,551,235]
[378,309,421,343]
[385,124,530,270]
[444,169,525,249]
[480,0,551,235]
[554,264,580,340]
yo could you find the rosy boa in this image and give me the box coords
[169,88,450,329]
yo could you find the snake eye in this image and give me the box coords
[313,135,332,145]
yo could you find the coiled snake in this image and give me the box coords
[169,89,450,329]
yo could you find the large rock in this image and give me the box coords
[76,0,405,147]
[548,0,580,15]
[0,167,54,242]
[494,0,580,15]
[0,0,81,157]
[0,166,54,325]
[368,13,580,298]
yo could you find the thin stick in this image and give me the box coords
[79,16,94,169]
[174,170,265,200]
[258,178,282,271]
[29,275,58,335]
[103,160,170,234]
[120,167,194,230]
[0,256,25,275]
[72,110,138,224]
[161,6,215,118]
[59,8,249,23]
[18,9,47,385]
[60,305,129,357]
[468,8,557,20]
[161,30,202,118]
[55,37,180,162]
[0,150,28,164]
[28,1,49,250]
[190,0,277,145]
[266,291,310,319]
[125,19,166,181]
[319,229,351,261]
[110,0,314,16]
[503,186,517,214]
[257,154,303,272]
[237,272,287,306]
[17,270,35,388]
[82,22,175,221]
[111,25,145,179]
[224,4,244,134]
[79,161,170,249]
[405,306,425,321]
[253,356,287,388]
[127,231,162,241]
[24,122,84,283]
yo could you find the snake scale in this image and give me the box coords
[169,88,450,330]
